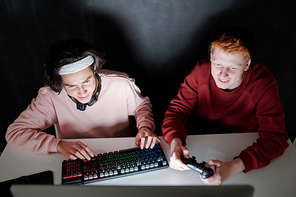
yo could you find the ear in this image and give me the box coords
[210,51,213,62]
[244,58,251,71]
[93,62,97,70]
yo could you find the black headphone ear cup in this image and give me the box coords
[88,94,98,106]
[76,102,86,111]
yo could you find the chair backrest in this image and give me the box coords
[54,123,61,139]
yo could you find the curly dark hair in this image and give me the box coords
[43,38,106,93]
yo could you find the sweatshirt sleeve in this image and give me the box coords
[236,70,289,172]
[125,78,155,132]
[162,65,200,145]
[134,98,155,131]
[6,87,61,154]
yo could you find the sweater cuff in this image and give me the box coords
[236,151,255,173]
[48,138,61,153]
[165,132,187,147]
[138,119,155,132]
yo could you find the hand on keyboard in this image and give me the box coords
[135,127,162,149]
[57,140,94,161]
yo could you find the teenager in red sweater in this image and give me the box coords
[162,26,289,185]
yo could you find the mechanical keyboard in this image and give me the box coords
[62,143,168,185]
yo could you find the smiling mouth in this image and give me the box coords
[78,95,89,100]
[218,78,229,83]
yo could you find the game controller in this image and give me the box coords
[181,155,214,179]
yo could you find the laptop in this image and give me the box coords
[11,185,254,197]
[0,170,54,197]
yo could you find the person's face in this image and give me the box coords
[210,47,251,90]
[61,66,97,104]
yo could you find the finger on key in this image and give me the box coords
[75,142,90,160]
[145,136,153,149]
[140,137,146,149]
[73,150,85,160]
[84,146,94,158]
[69,154,78,160]
[149,137,157,149]
[78,142,94,160]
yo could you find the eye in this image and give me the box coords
[67,85,76,89]
[229,67,236,71]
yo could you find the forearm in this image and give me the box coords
[240,80,289,172]
[170,138,183,148]
[134,98,155,131]
[237,131,288,173]
[227,158,245,175]
[162,94,197,145]
[6,107,59,154]
[6,125,60,154]
[162,113,188,146]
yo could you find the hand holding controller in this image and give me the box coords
[181,155,214,179]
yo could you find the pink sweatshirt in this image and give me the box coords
[6,69,155,154]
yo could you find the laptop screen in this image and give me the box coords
[11,185,254,197]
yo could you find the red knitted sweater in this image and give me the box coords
[162,58,289,172]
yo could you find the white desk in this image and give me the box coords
[1,133,296,197]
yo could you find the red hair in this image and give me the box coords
[211,35,250,61]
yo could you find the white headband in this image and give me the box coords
[58,55,94,75]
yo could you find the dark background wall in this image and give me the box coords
[1,0,295,152]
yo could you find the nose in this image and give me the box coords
[77,86,87,96]
[220,67,229,78]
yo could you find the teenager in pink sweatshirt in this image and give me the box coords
[162,26,289,185]
[6,38,160,161]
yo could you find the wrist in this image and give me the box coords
[56,140,64,153]
[229,158,245,175]
[139,126,152,132]
[170,138,183,148]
